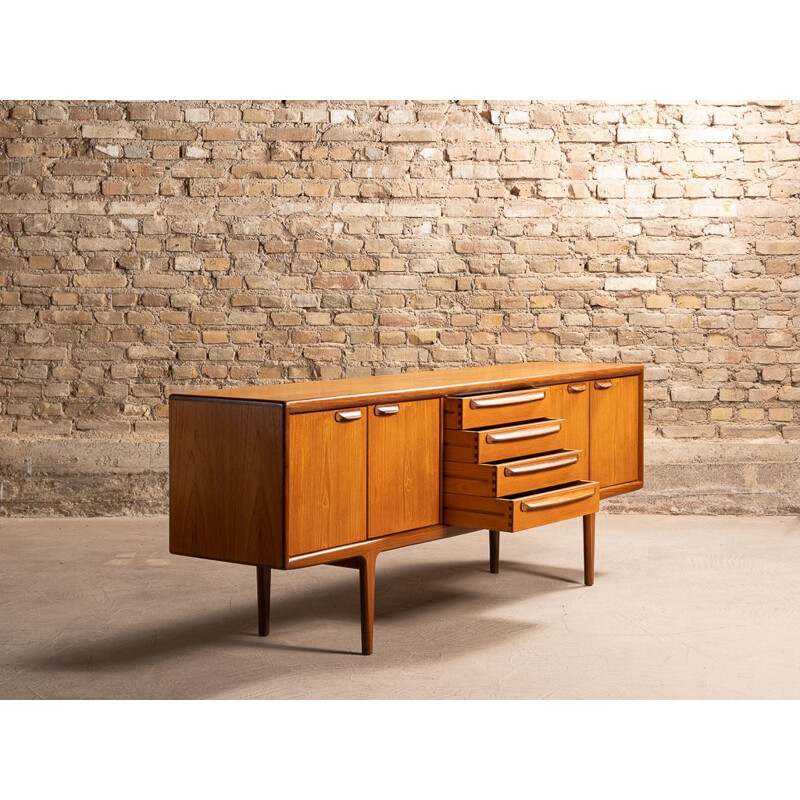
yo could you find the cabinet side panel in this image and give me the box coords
[169,398,284,567]
[638,371,644,485]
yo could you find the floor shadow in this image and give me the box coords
[496,560,592,585]
[239,638,362,657]
[11,555,580,691]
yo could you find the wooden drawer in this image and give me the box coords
[443,481,599,533]
[444,385,559,430]
[444,449,586,498]
[444,417,569,463]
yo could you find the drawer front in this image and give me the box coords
[444,417,569,463]
[445,386,559,430]
[444,449,586,498]
[509,481,599,531]
[443,481,599,533]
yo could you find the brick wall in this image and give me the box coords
[1,100,799,514]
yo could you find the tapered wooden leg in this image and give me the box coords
[489,529,500,574]
[583,514,595,587]
[256,566,271,636]
[358,553,376,655]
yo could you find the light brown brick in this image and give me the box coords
[1,99,799,448]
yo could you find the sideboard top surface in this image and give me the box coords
[172,361,643,413]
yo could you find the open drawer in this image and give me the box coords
[443,480,599,532]
[444,449,586,498]
[444,417,569,463]
[444,385,559,430]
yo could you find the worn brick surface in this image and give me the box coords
[1,100,799,444]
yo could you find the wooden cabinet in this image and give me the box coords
[589,375,643,492]
[368,399,440,538]
[287,407,367,557]
[169,362,644,655]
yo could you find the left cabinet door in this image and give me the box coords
[287,407,367,556]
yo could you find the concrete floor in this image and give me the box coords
[1,514,798,699]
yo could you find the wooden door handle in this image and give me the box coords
[335,410,362,422]
[469,390,545,409]
[485,421,561,444]
[520,487,595,512]
[374,405,399,416]
[594,381,613,390]
[568,383,587,393]
[504,453,579,477]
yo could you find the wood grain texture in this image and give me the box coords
[444,449,585,498]
[287,407,367,557]
[600,479,644,499]
[175,362,643,413]
[168,362,644,656]
[443,380,590,463]
[286,523,474,569]
[170,363,641,573]
[444,481,600,532]
[444,386,556,430]
[368,399,441,538]
[589,375,642,490]
[561,382,590,475]
[489,529,500,574]
[583,514,595,587]
[169,397,284,567]
[257,566,271,636]
[637,370,645,488]
[444,416,571,464]
[359,553,377,656]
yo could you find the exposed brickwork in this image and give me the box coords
[1,100,800,444]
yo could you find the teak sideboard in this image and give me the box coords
[169,362,643,654]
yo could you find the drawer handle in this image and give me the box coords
[485,421,561,444]
[568,383,587,394]
[504,453,579,477]
[335,410,362,422]
[520,487,595,512]
[374,405,399,416]
[469,390,545,410]
[595,381,613,390]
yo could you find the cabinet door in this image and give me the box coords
[589,375,642,490]
[287,408,367,556]
[368,399,441,538]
